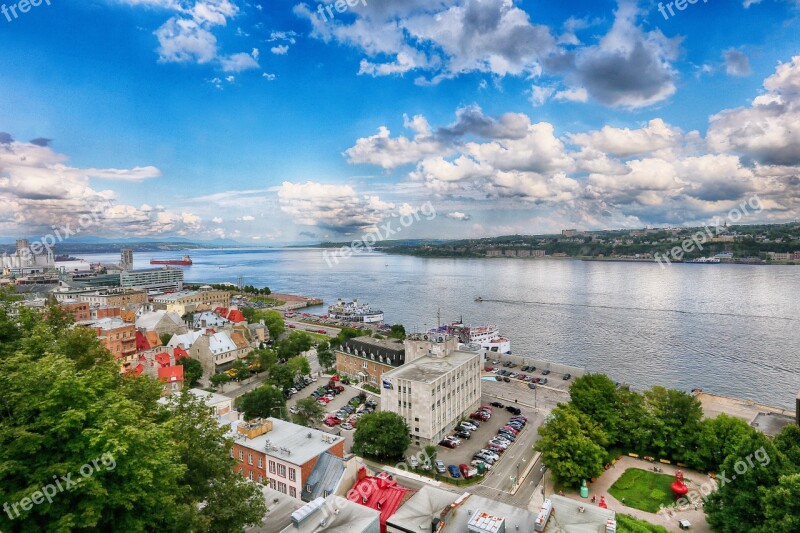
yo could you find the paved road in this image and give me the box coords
[285,319,340,337]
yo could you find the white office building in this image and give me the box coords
[381,334,482,446]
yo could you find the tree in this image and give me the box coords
[705,432,791,532]
[569,374,621,442]
[177,357,203,388]
[316,341,335,370]
[423,445,437,469]
[762,473,800,533]
[160,332,173,346]
[535,405,608,487]
[641,387,703,462]
[773,424,800,467]
[292,397,326,428]
[261,310,285,340]
[233,360,251,381]
[210,373,231,388]
[287,356,311,380]
[267,365,295,392]
[235,385,287,420]
[353,412,411,460]
[690,414,757,472]
[388,324,406,340]
[0,302,265,532]
[256,349,277,373]
[276,331,313,360]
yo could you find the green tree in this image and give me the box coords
[615,388,650,452]
[240,306,256,323]
[535,405,608,487]
[291,397,326,428]
[641,387,703,462]
[235,385,287,420]
[388,324,406,340]
[773,424,800,467]
[276,331,313,360]
[287,356,311,380]
[233,360,251,381]
[569,374,621,441]
[690,414,757,472]
[177,357,203,388]
[316,341,335,370]
[160,332,173,346]
[210,373,231,388]
[353,412,411,460]
[261,310,285,340]
[268,365,295,392]
[762,473,800,533]
[256,349,277,373]
[705,432,791,532]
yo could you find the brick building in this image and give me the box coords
[335,336,406,386]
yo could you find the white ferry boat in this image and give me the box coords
[327,298,385,323]
[686,257,721,264]
[434,320,512,354]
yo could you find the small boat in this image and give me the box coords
[475,297,483,302]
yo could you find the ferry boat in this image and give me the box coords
[327,298,384,323]
[434,320,512,354]
[150,255,193,266]
[686,257,721,264]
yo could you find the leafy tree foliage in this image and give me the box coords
[276,331,313,361]
[177,357,203,388]
[291,397,326,428]
[287,356,311,380]
[267,365,295,392]
[210,372,231,388]
[535,405,608,487]
[353,412,410,460]
[762,473,800,533]
[235,385,287,420]
[690,414,756,472]
[316,340,335,370]
[0,300,264,532]
[388,324,406,340]
[569,374,621,441]
[640,387,703,463]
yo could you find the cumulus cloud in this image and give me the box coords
[446,211,472,221]
[277,181,395,232]
[724,49,752,77]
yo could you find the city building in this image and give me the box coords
[347,469,410,533]
[224,417,345,499]
[78,289,148,307]
[281,495,381,533]
[167,328,252,375]
[151,288,230,315]
[1,239,55,275]
[335,336,406,386]
[188,388,234,417]
[381,334,481,446]
[562,229,578,237]
[60,300,90,322]
[92,317,137,369]
[120,267,184,292]
[120,249,134,270]
[135,310,187,337]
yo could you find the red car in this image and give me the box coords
[288,324,296,329]
[439,439,457,449]
[486,444,505,454]
[502,426,519,435]
[470,412,489,421]
[459,464,476,479]
[480,406,494,412]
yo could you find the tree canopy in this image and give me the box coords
[353,412,410,460]
[235,385,287,420]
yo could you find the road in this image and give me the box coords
[285,319,340,337]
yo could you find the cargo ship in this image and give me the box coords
[150,255,193,266]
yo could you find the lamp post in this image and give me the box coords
[541,466,548,499]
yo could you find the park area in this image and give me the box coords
[608,468,678,513]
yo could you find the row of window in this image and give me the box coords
[267,479,297,498]
[235,450,296,481]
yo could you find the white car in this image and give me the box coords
[478,450,499,461]
[408,456,419,468]
[472,459,492,470]
[444,436,462,446]
[488,440,509,449]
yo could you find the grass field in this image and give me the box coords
[615,514,671,532]
[608,468,677,513]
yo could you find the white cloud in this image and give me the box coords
[220,52,260,72]
[271,45,289,55]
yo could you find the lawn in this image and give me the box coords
[615,514,670,533]
[608,468,677,513]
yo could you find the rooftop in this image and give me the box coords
[346,470,411,532]
[187,388,232,407]
[223,417,345,467]
[282,496,380,533]
[245,485,301,533]
[383,349,478,384]
[302,452,346,503]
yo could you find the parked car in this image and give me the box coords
[470,412,490,421]
[505,406,521,415]
[455,431,472,440]
[508,373,518,379]
[540,378,549,385]
[471,460,491,470]
[563,373,572,380]
[478,450,499,461]
[528,383,537,390]
[532,377,541,383]
[408,456,419,468]
[521,365,529,371]
[490,401,505,408]
[444,436,462,446]
[340,423,354,431]
[460,421,478,431]
[503,377,511,383]
[485,444,505,454]
[435,460,446,473]
[511,415,528,422]
[459,464,477,479]
[439,439,457,449]
[488,440,509,449]
[542,369,551,375]
[447,465,461,478]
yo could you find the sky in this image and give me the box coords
[1,0,800,244]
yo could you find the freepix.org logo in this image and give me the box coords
[2,0,52,24]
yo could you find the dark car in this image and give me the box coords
[490,401,505,408]
[542,369,551,375]
[503,377,510,383]
[521,365,529,371]
[505,406,522,415]
[447,465,461,478]
[503,361,512,367]
[532,377,541,383]
[528,383,537,390]
[540,378,549,385]
[439,439,457,449]
[563,373,572,380]
[455,431,472,440]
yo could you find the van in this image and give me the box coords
[678,520,691,530]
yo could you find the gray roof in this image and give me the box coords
[385,485,459,532]
[301,452,345,502]
[246,485,302,533]
[544,495,617,533]
[383,350,478,384]
[281,495,380,533]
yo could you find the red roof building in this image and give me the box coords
[347,468,411,533]
[158,365,184,394]
[173,346,189,361]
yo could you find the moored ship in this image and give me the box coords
[150,255,193,266]
[328,298,384,323]
[434,320,512,354]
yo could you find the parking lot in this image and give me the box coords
[423,397,542,491]
[484,360,573,393]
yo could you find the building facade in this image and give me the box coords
[92,318,137,370]
[151,288,230,315]
[335,336,406,385]
[120,268,184,292]
[381,335,481,446]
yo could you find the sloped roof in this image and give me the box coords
[347,471,411,533]
[301,451,345,502]
[167,330,202,349]
[158,365,184,383]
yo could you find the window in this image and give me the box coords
[278,482,287,494]
[362,361,368,369]
[289,468,296,481]
[238,450,244,461]
[258,474,263,482]
[258,457,263,469]
[248,453,253,465]
[230,448,234,458]
[278,464,287,477]
[414,417,419,422]
[269,461,276,474]
[290,487,297,498]
[248,471,253,480]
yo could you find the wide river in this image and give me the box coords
[79,248,800,409]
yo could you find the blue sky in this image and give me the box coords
[1,0,799,243]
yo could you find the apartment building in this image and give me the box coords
[335,336,406,385]
[225,417,345,500]
[93,317,137,369]
[151,288,230,315]
[381,335,481,447]
[120,268,184,292]
[78,289,147,307]
[168,328,251,375]
[60,300,90,322]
